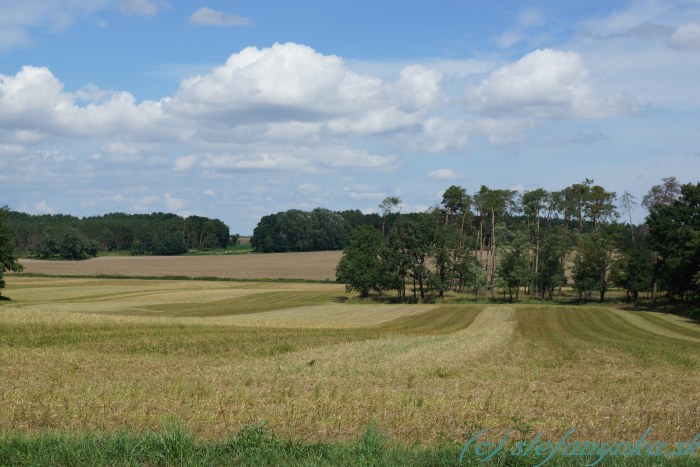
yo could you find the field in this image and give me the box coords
[17,250,343,281]
[2,275,699,461]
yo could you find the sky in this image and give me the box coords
[1,1,699,234]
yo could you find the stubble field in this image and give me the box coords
[17,251,343,281]
[1,275,699,455]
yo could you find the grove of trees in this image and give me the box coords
[332,178,700,305]
[251,208,382,252]
[6,211,231,258]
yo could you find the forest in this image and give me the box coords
[5,211,231,258]
[253,178,700,305]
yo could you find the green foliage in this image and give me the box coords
[29,232,100,260]
[646,183,700,299]
[498,230,529,301]
[150,231,188,256]
[535,228,568,300]
[7,211,230,257]
[336,225,383,297]
[613,245,654,302]
[572,231,615,302]
[252,208,349,252]
[0,207,23,296]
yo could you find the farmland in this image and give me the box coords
[1,275,699,459]
[17,251,343,281]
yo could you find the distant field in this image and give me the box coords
[1,276,699,449]
[16,250,343,281]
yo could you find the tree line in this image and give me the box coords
[6,211,231,259]
[335,178,700,304]
[251,208,383,252]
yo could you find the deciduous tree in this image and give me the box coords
[0,207,23,298]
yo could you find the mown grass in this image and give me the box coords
[141,290,341,317]
[1,320,384,357]
[1,276,699,459]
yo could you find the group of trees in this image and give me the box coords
[6,211,231,258]
[251,208,382,252]
[336,178,700,303]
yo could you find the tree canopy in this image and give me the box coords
[326,178,700,305]
[0,207,24,298]
[6,211,230,257]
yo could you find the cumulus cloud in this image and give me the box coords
[391,65,443,111]
[466,49,639,118]
[189,7,251,26]
[0,66,164,137]
[669,22,700,50]
[169,43,385,121]
[426,169,462,181]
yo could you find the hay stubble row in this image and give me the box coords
[1,276,699,448]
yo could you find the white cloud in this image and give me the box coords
[518,7,547,28]
[189,7,251,26]
[0,26,29,50]
[203,189,216,196]
[201,153,313,172]
[0,144,26,156]
[297,183,325,196]
[163,193,186,211]
[495,31,525,48]
[326,107,418,135]
[426,169,462,181]
[0,66,164,137]
[415,117,471,152]
[466,49,639,118]
[669,22,700,49]
[391,65,443,111]
[169,43,385,121]
[117,0,170,16]
[174,154,197,171]
[33,200,53,214]
[349,191,386,201]
[579,0,670,37]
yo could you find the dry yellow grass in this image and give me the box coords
[17,250,343,280]
[1,276,699,448]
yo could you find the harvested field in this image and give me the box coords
[16,250,343,281]
[1,276,699,449]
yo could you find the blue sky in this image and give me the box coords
[1,1,699,234]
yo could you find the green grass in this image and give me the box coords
[0,321,384,357]
[184,245,255,256]
[2,423,697,466]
